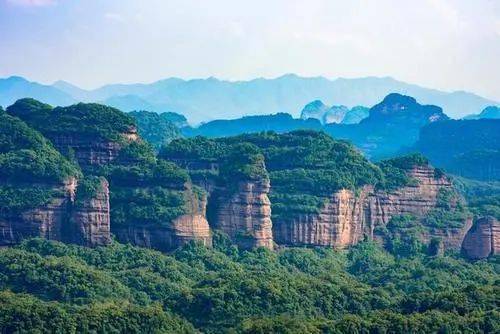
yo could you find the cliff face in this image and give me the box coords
[49,129,138,170]
[273,166,470,250]
[112,192,211,252]
[273,188,369,248]
[70,178,111,247]
[462,216,500,260]
[368,166,451,225]
[167,155,274,250]
[0,178,111,247]
[214,180,273,249]
[0,179,74,246]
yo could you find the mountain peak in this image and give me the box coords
[4,75,28,83]
[381,93,417,106]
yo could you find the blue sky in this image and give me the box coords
[1,0,499,100]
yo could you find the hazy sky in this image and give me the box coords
[1,0,499,100]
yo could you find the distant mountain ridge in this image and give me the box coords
[184,93,450,159]
[300,100,369,124]
[464,106,500,120]
[0,74,498,123]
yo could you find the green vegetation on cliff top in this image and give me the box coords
[0,112,80,211]
[6,98,136,142]
[162,131,435,219]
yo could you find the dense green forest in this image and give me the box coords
[0,111,80,212]
[129,110,182,151]
[0,237,498,333]
[414,119,500,181]
[1,98,499,333]
[6,98,136,143]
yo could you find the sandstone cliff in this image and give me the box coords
[462,216,500,260]
[273,165,470,250]
[0,177,112,247]
[49,129,138,170]
[164,153,274,250]
[111,188,211,251]
[273,188,369,248]
[213,179,273,249]
[70,177,112,247]
[0,179,75,246]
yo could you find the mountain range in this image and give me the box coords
[1,75,498,123]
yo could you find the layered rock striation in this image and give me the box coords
[273,165,470,251]
[0,178,112,247]
[462,216,499,260]
[213,179,273,249]
[49,130,138,170]
[70,177,112,247]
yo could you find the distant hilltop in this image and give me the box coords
[1,74,498,123]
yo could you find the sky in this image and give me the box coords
[0,0,499,100]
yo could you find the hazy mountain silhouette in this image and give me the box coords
[1,74,497,123]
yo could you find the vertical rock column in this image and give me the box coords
[462,216,500,260]
[70,178,111,247]
[215,179,273,250]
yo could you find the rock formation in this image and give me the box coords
[273,188,369,248]
[49,130,138,170]
[70,177,112,247]
[112,190,211,252]
[0,177,112,247]
[273,165,471,250]
[0,179,75,246]
[323,105,349,124]
[462,216,500,260]
[213,180,273,249]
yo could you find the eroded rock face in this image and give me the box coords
[367,166,452,225]
[48,128,138,170]
[214,180,273,249]
[0,180,73,246]
[462,216,500,260]
[0,177,113,247]
[273,166,469,250]
[112,216,211,252]
[112,189,212,252]
[70,178,111,247]
[273,188,370,248]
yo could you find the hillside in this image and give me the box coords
[1,75,497,123]
[1,238,498,333]
[325,93,449,159]
[465,106,500,120]
[0,98,499,333]
[413,119,500,181]
[182,113,322,138]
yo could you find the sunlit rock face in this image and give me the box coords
[462,216,500,260]
[0,177,112,247]
[273,165,470,251]
[214,179,273,250]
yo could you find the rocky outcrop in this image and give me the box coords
[112,215,211,252]
[0,179,75,246]
[273,188,369,248]
[367,166,452,225]
[49,128,138,170]
[213,180,273,249]
[167,155,274,250]
[462,216,500,260]
[273,165,470,250]
[70,178,111,247]
[0,178,113,247]
[112,188,212,252]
